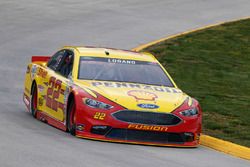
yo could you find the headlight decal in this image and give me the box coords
[179,108,198,117]
[83,98,113,110]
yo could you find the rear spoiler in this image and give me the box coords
[31,56,51,62]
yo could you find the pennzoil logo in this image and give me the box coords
[128,90,158,101]
[128,124,168,132]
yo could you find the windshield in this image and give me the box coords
[78,57,174,87]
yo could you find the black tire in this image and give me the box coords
[30,83,38,118]
[67,99,76,136]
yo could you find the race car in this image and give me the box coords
[23,46,202,147]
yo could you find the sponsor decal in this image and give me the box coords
[128,124,168,132]
[91,81,182,94]
[30,65,37,79]
[128,90,157,101]
[38,97,44,106]
[37,68,47,78]
[137,103,159,109]
[37,85,45,93]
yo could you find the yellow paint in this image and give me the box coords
[76,80,187,112]
[187,97,193,107]
[82,87,97,98]
[201,135,250,160]
[132,16,250,160]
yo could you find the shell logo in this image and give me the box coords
[127,90,158,101]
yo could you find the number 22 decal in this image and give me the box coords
[93,112,106,120]
[46,76,62,111]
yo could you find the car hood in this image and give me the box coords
[75,80,189,113]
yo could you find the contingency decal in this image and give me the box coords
[30,65,37,80]
[37,85,45,93]
[63,80,74,117]
[91,81,182,93]
[63,85,70,115]
[128,90,157,101]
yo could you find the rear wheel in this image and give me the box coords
[31,83,38,118]
[67,100,76,136]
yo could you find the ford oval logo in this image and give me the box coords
[137,103,159,109]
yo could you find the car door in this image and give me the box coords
[45,49,74,122]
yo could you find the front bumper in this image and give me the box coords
[76,128,200,147]
[74,108,201,147]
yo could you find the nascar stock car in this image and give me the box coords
[23,46,202,147]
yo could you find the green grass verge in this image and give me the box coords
[144,18,250,147]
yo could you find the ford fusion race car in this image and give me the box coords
[23,46,202,147]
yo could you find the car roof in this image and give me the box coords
[63,46,158,62]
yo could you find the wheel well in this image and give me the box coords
[67,92,75,113]
[31,81,37,95]
[66,92,75,131]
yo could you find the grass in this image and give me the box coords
[144,19,250,147]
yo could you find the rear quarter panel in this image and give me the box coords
[23,62,48,111]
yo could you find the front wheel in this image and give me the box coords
[30,84,38,118]
[67,100,76,136]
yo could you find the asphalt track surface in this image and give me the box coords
[0,0,250,167]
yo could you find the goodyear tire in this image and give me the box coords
[31,83,38,118]
[67,100,76,136]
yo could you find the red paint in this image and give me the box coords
[36,111,67,131]
[31,56,51,62]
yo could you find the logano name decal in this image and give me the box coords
[108,58,136,64]
[91,81,182,93]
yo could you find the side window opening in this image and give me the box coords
[56,50,74,78]
[47,50,65,71]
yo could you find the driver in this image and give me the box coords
[60,54,73,77]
